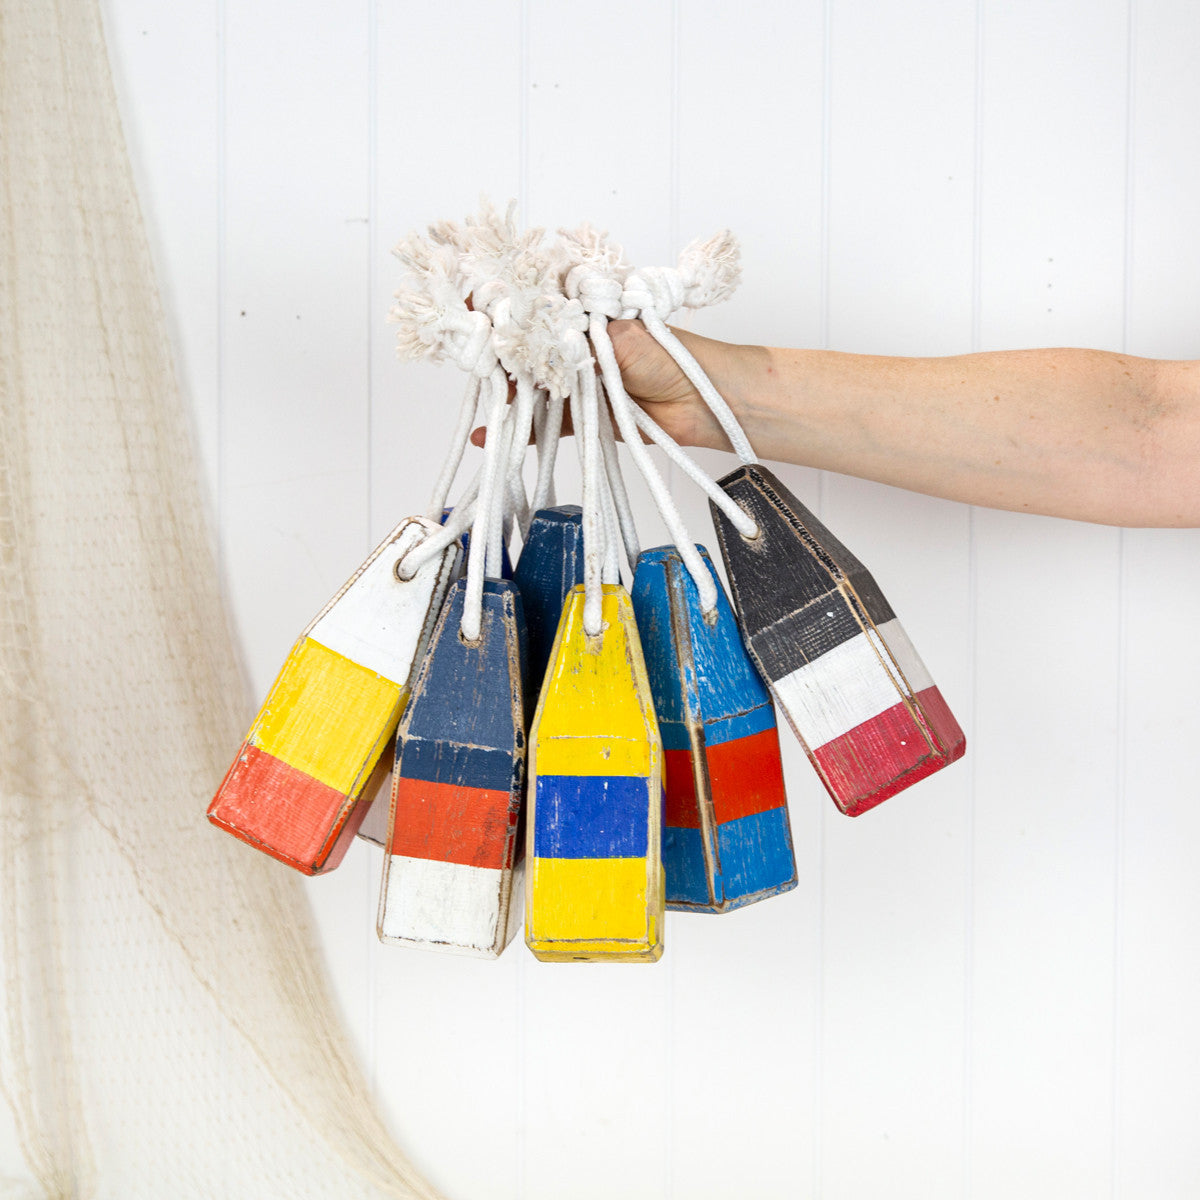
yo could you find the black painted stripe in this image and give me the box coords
[710,464,895,680]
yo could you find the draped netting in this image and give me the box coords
[0,1,443,1196]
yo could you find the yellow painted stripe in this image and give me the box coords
[525,855,661,946]
[535,585,659,778]
[251,636,404,795]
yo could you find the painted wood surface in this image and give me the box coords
[208,515,458,873]
[525,584,665,962]
[711,464,965,816]
[378,577,528,958]
[631,545,796,912]
[512,505,584,692]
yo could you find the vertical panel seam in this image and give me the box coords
[1112,6,1136,1195]
[815,8,833,1194]
[516,9,530,1194]
[665,3,680,1199]
[964,3,985,1196]
[216,0,227,576]
[365,0,379,1104]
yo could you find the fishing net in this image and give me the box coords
[0,1,441,1194]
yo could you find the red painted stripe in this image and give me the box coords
[916,684,967,758]
[663,747,701,829]
[389,775,520,869]
[707,726,788,824]
[208,745,361,874]
[811,686,965,816]
[664,729,789,830]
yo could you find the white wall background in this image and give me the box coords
[100,2,1200,1197]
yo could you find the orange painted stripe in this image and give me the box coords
[389,775,520,870]
[707,726,788,825]
[208,745,360,874]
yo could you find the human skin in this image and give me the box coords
[473,320,1200,527]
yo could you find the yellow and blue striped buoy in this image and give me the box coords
[525,584,664,962]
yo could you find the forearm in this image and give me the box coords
[679,332,1200,527]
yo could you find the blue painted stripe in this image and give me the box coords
[632,546,774,738]
[659,704,775,751]
[405,579,525,751]
[662,825,712,905]
[663,806,797,909]
[703,702,776,747]
[715,806,797,901]
[533,774,650,858]
[399,738,517,793]
[657,718,692,753]
[630,553,686,724]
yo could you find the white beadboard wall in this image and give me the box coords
[100,2,1200,1198]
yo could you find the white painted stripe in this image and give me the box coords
[308,516,457,686]
[873,617,935,695]
[772,617,933,749]
[377,855,515,959]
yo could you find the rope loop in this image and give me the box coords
[621,265,685,322]
[394,206,762,621]
[564,266,624,319]
[450,308,499,378]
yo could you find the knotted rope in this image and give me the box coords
[389,202,762,638]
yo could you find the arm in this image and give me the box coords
[608,319,1200,528]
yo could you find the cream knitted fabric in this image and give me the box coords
[0,1,442,1195]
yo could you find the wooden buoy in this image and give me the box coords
[631,546,796,911]
[525,584,665,962]
[378,577,528,957]
[710,464,965,816]
[208,516,458,873]
[357,505,519,852]
[512,504,584,690]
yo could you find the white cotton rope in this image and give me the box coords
[627,400,759,539]
[426,375,481,519]
[600,464,622,586]
[588,313,719,615]
[489,406,518,580]
[504,375,538,538]
[573,369,606,637]
[596,379,640,573]
[635,306,757,467]
[396,474,480,582]
[390,206,766,627]
[462,368,513,642]
[530,392,564,514]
